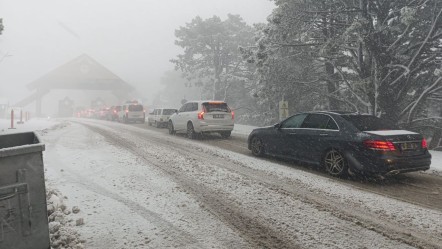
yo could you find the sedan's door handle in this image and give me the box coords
[320,133,329,136]
[289,133,297,135]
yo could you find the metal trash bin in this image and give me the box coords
[0,132,50,249]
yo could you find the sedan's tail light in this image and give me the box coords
[363,140,396,151]
[231,111,235,120]
[422,138,428,149]
[198,111,205,120]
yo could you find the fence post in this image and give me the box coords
[17,109,24,124]
[9,109,16,129]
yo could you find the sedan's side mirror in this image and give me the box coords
[274,123,281,129]
[175,110,178,114]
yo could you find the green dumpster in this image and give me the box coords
[0,132,50,249]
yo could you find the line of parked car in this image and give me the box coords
[76,100,146,123]
[77,100,236,139]
[77,100,432,178]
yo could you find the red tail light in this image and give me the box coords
[364,140,396,151]
[125,110,129,113]
[198,111,205,120]
[422,138,428,149]
[231,111,235,120]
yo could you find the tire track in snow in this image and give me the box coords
[80,122,302,249]
[43,125,200,248]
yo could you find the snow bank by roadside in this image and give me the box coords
[429,150,442,175]
[46,186,85,249]
[0,118,59,134]
[232,123,256,138]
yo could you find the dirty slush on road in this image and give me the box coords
[38,120,442,249]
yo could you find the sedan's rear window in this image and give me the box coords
[342,115,398,131]
[128,105,143,111]
[202,102,230,112]
[162,109,176,115]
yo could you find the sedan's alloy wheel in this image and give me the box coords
[251,137,264,156]
[324,150,346,176]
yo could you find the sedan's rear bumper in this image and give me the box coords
[346,151,431,175]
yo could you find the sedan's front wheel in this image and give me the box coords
[250,137,264,156]
[324,149,348,177]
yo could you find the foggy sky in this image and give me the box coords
[0,0,274,104]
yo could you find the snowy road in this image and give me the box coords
[135,123,442,212]
[40,119,442,249]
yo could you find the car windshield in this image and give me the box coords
[128,105,143,111]
[342,115,398,131]
[203,103,230,112]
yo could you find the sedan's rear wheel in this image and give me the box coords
[324,149,347,177]
[187,123,196,139]
[168,121,175,135]
[251,137,264,156]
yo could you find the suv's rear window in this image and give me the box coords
[342,115,398,131]
[128,105,143,111]
[162,109,176,115]
[203,102,230,112]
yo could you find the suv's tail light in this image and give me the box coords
[422,138,428,149]
[198,111,205,120]
[363,140,396,151]
[231,111,235,120]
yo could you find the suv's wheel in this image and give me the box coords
[324,149,348,177]
[155,121,160,128]
[168,121,175,135]
[220,131,231,138]
[250,136,264,156]
[123,116,128,124]
[187,123,196,139]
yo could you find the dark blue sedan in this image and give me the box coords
[247,111,432,177]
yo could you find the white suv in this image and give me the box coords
[118,101,145,123]
[168,101,234,138]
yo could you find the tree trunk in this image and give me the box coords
[325,62,339,110]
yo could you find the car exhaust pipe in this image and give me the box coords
[385,170,400,176]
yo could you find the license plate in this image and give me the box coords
[213,114,224,119]
[400,142,418,150]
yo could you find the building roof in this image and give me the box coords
[27,54,133,91]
